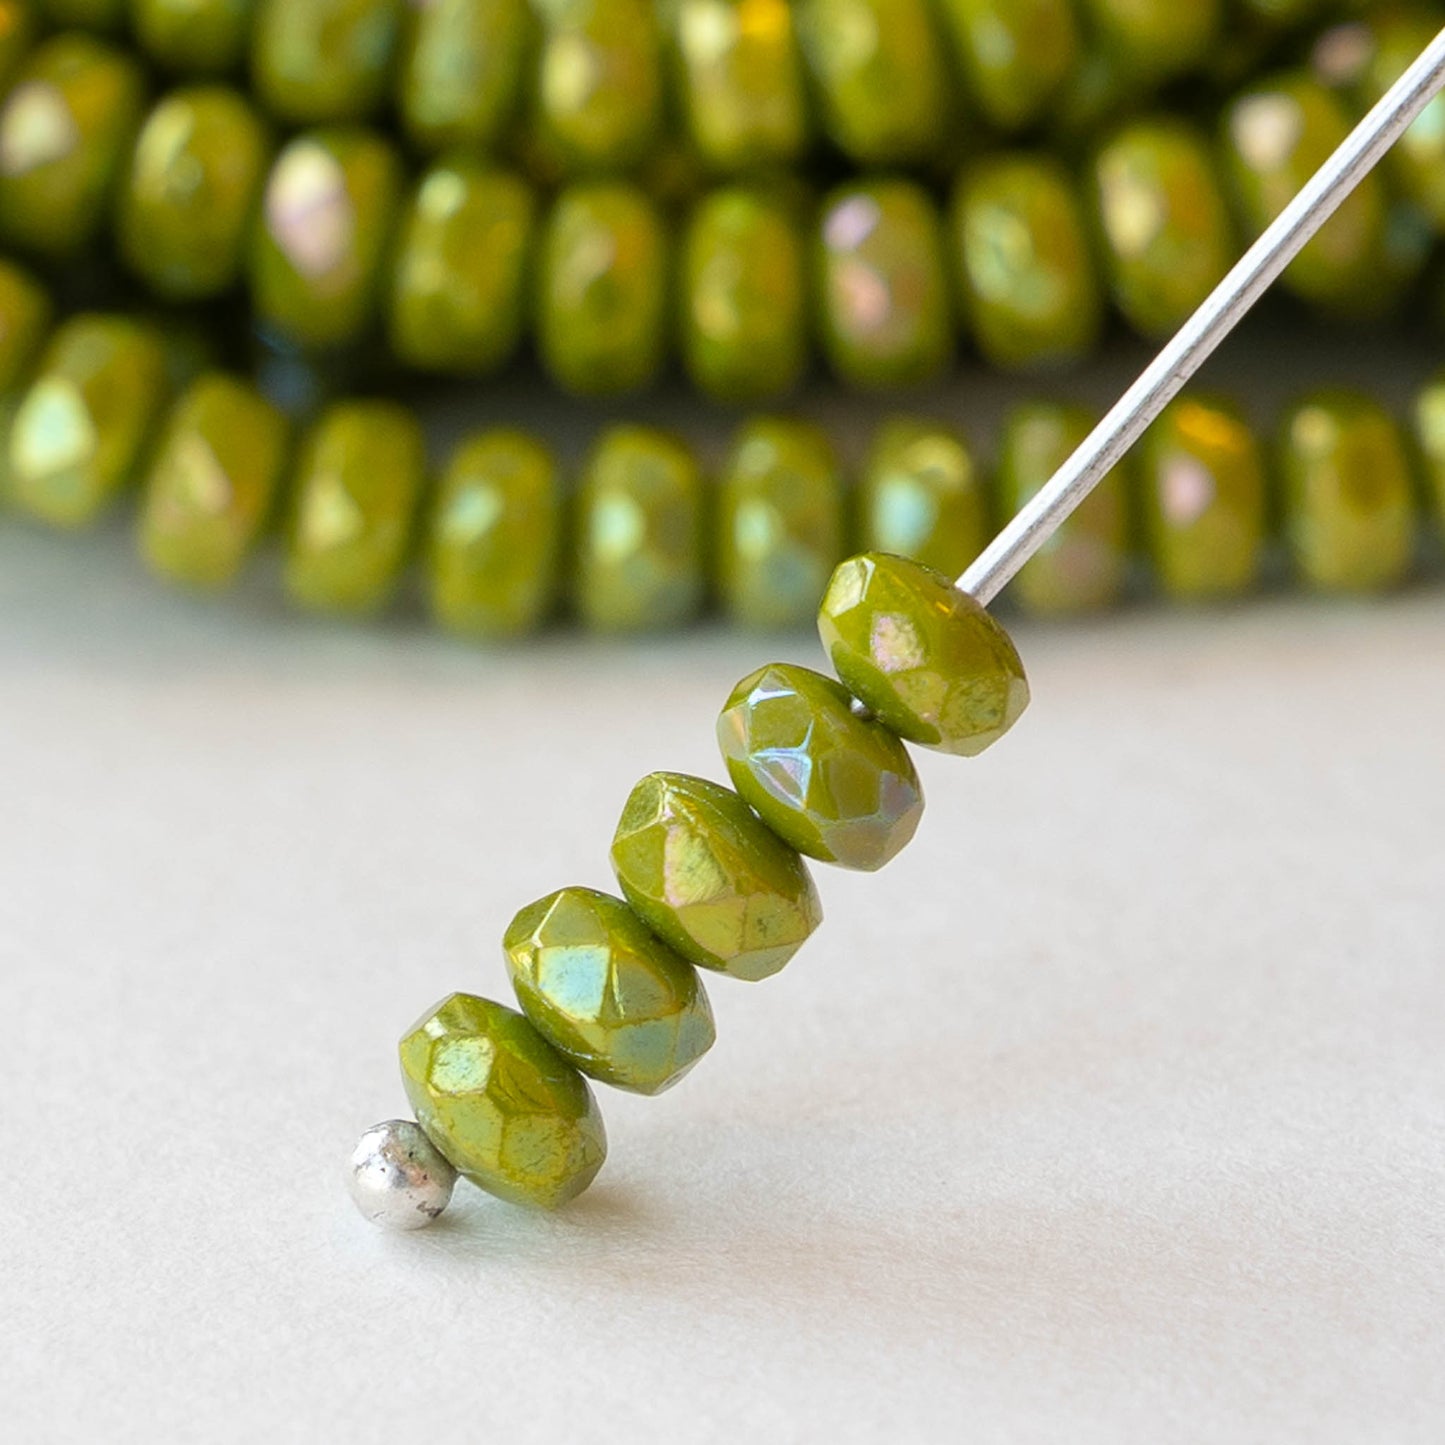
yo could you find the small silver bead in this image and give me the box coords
[347,1120,458,1230]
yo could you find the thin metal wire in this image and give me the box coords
[958,25,1445,607]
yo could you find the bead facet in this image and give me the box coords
[347,1119,458,1230]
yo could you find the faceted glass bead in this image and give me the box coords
[387,162,535,376]
[0,35,145,258]
[1091,118,1235,340]
[250,127,401,352]
[1079,0,1220,85]
[399,0,532,153]
[574,425,705,633]
[950,155,1102,374]
[818,552,1030,758]
[935,0,1079,133]
[673,0,808,172]
[681,185,807,403]
[538,181,668,397]
[251,0,402,124]
[504,887,715,1096]
[118,86,272,302]
[428,428,561,639]
[1410,372,1445,533]
[399,992,606,1210]
[132,0,253,75]
[716,417,844,631]
[1137,395,1266,602]
[998,402,1130,617]
[611,771,823,982]
[817,179,953,390]
[6,315,168,528]
[0,258,50,394]
[138,373,290,590]
[856,419,988,581]
[1278,391,1414,594]
[718,662,924,872]
[284,400,426,614]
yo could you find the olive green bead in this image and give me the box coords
[950,155,1102,374]
[131,0,253,75]
[0,36,145,258]
[250,128,401,352]
[0,0,37,93]
[1078,0,1220,85]
[138,373,290,589]
[1091,118,1235,340]
[1410,372,1445,533]
[6,316,168,528]
[427,428,560,638]
[610,771,823,983]
[998,402,1130,617]
[38,0,125,28]
[284,400,426,614]
[817,179,952,390]
[251,0,402,124]
[388,162,534,376]
[118,87,271,302]
[573,425,705,632]
[818,552,1030,758]
[856,418,987,581]
[718,661,924,872]
[534,0,663,172]
[399,992,606,1210]
[681,185,808,403]
[716,417,844,631]
[505,886,716,1096]
[935,0,1079,133]
[1137,395,1267,602]
[0,258,50,394]
[1360,10,1445,229]
[399,0,532,153]
[1278,391,1415,594]
[537,181,668,396]
[672,0,808,172]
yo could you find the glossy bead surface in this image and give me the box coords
[284,401,426,614]
[132,0,253,75]
[716,417,844,631]
[1079,0,1220,85]
[252,0,402,124]
[388,162,534,376]
[718,662,924,872]
[505,887,715,1095]
[610,771,822,982]
[251,128,401,351]
[139,374,290,590]
[935,0,1079,133]
[6,315,168,528]
[537,181,668,396]
[573,425,704,632]
[399,992,606,1210]
[817,179,952,390]
[818,552,1030,757]
[0,258,50,393]
[346,1119,457,1230]
[1278,391,1414,594]
[1137,395,1266,602]
[118,87,272,302]
[950,155,1102,373]
[856,418,987,581]
[428,429,560,639]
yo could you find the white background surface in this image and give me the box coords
[2,522,1442,1443]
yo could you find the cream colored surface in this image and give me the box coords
[1,523,1442,1443]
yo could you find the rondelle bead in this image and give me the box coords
[855,418,988,581]
[1137,395,1267,602]
[1410,372,1445,531]
[718,661,924,872]
[573,425,705,632]
[251,0,402,125]
[716,416,845,631]
[428,429,561,639]
[399,992,607,1210]
[818,552,1030,757]
[284,400,426,614]
[1079,0,1220,85]
[817,179,953,390]
[1277,391,1415,594]
[0,258,50,394]
[537,181,668,396]
[6,315,168,528]
[138,373,291,589]
[346,1119,457,1230]
[131,0,253,75]
[610,771,823,982]
[387,161,535,376]
[118,87,272,302]
[504,886,716,1095]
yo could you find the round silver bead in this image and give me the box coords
[347,1120,458,1230]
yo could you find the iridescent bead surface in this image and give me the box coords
[0,257,50,393]
[936,0,1079,133]
[251,0,402,124]
[132,0,253,75]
